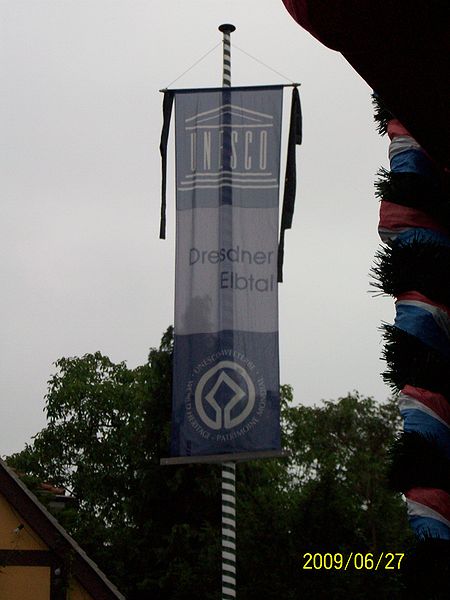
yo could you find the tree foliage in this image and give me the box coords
[7,329,411,599]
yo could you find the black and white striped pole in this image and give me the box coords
[219,23,237,600]
[219,23,235,86]
[221,461,236,599]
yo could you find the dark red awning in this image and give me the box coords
[282,0,450,168]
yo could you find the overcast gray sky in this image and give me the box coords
[1,0,394,457]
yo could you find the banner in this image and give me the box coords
[170,86,284,457]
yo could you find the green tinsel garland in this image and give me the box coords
[371,93,394,136]
[376,168,450,229]
[381,325,450,396]
[371,240,450,306]
[387,430,450,494]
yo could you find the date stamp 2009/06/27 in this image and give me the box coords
[302,552,404,571]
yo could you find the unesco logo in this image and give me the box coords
[194,360,256,430]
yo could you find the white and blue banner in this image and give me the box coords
[169,86,284,457]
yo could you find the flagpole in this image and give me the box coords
[218,22,237,600]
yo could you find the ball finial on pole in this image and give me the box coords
[218,23,236,34]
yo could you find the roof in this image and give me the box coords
[282,0,450,168]
[0,459,126,600]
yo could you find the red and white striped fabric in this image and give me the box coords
[378,201,447,242]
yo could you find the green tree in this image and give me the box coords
[7,330,411,599]
[8,328,222,599]
[279,388,412,599]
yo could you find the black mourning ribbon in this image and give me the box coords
[278,86,302,282]
[159,91,174,239]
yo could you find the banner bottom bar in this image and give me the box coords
[160,449,288,466]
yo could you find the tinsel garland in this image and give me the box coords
[388,431,450,493]
[375,169,450,227]
[372,238,450,305]
[381,326,450,397]
[371,94,393,137]
[372,93,450,597]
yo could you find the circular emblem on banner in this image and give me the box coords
[194,360,256,430]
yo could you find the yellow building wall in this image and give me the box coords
[68,577,95,600]
[0,492,98,600]
[0,492,48,550]
[0,566,50,600]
